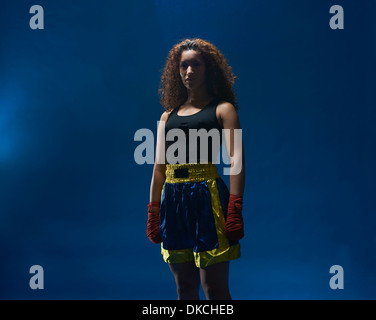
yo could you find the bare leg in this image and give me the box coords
[200,261,231,300]
[169,262,200,300]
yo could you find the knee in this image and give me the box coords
[202,281,231,300]
[176,278,200,300]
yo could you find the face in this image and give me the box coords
[179,50,206,90]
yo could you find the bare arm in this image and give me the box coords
[218,102,245,197]
[149,111,169,203]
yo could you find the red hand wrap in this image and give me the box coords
[225,194,244,242]
[146,202,162,244]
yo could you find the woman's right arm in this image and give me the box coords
[149,111,169,203]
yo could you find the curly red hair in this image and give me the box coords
[158,38,238,111]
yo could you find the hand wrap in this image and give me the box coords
[224,194,244,242]
[146,201,162,244]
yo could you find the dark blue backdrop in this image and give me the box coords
[1,0,375,299]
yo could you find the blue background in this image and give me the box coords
[1,0,375,299]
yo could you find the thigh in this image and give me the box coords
[169,261,200,286]
[200,261,230,290]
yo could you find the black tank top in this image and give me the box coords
[165,98,223,164]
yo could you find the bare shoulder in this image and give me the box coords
[217,101,239,118]
[217,101,236,112]
[160,110,172,122]
[216,101,240,128]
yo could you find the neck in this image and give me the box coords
[186,87,213,106]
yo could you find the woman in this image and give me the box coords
[147,38,245,300]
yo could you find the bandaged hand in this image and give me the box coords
[146,202,162,244]
[224,194,244,242]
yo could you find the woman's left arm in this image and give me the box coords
[218,102,246,241]
[218,102,245,196]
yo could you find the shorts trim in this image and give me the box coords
[161,243,240,268]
